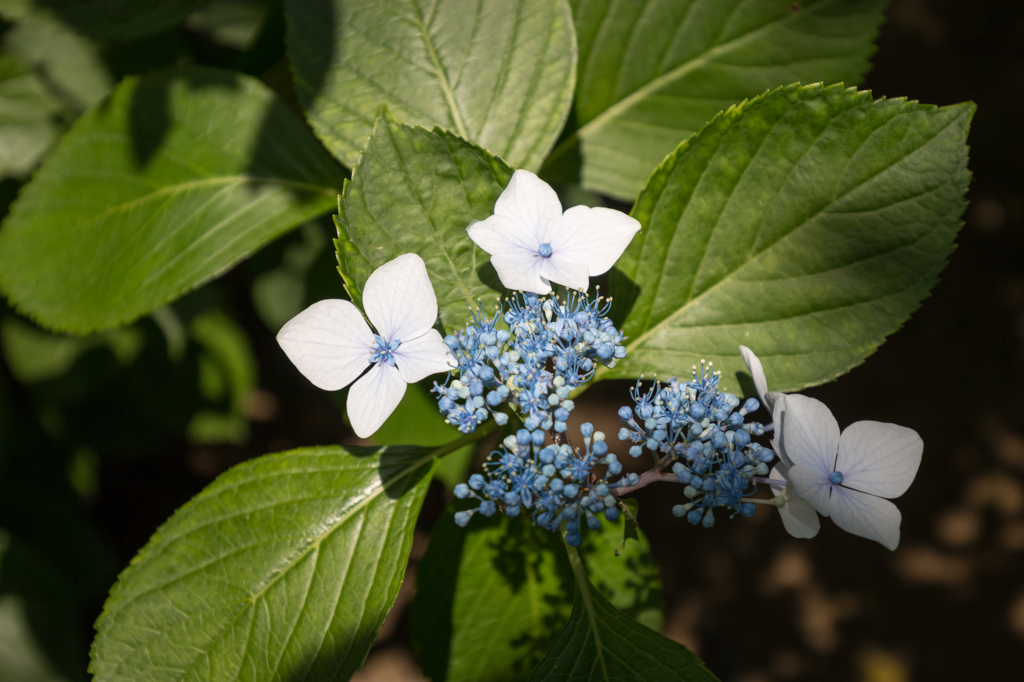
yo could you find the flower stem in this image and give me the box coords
[610,456,678,497]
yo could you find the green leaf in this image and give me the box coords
[375,383,475,489]
[0,54,61,178]
[565,0,887,200]
[606,84,973,393]
[411,511,574,682]
[336,109,512,330]
[90,445,436,682]
[530,547,716,682]
[0,65,346,334]
[1,316,143,384]
[2,13,113,112]
[0,0,209,40]
[579,505,662,632]
[286,0,577,172]
[619,499,640,549]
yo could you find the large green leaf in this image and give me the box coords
[411,511,574,682]
[286,0,576,172]
[0,66,346,334]
[605,84,973,393]
[564,0,887,200]
[89,445,436,682]
[0,54,61,178]
[336,109,512,330]
[530,547,715,682]
[579,511,663,633]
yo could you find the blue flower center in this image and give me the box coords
[538,242,553,258]
[829,471,845,485]
[369,334,401,366]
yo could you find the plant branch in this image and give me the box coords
[610,456,678,497]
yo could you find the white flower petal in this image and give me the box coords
[739,345,780,414]
[829,485,902,550]
[539,256,590,292]
[786,463,833,518]
[467,214,539,254]
[493,169,562,245]
[491,251,550,294]
[778,495,821,539]
[771,396,791,466]
[347,362,407,439]
[769,463,790,497]
[779,394,840,477]
[394,329,455,383]
[363,253,438,342]
[276,299,373,391]
[550,205,640,277]
[836,420,923,499]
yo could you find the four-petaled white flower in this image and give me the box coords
[740,345,820,539]
[276,253,454,438]
[467,169,641,295]
[777,393,923,550]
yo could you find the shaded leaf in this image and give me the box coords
[530,549,716,682]
[566,0,887,200]
[286,0,576,171]
[89,445,435,682]
[606,84,973,393]
[0,65,346,334]
[0,54,61,178]
[579,504,662,632]
[1,0,209,40]
[336,109,512,330]
[411,511,574,682]
[375,383,475,489]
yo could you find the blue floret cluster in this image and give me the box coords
[432,291,626,434]
[617,361,773,528]
[453,422,636,546]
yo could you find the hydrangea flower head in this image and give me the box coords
[277,253,454,438]
[777,394,923,550]
[467,169,640,294]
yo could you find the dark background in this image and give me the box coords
[1,1,1022,681]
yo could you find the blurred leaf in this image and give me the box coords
[2,13,112,111]
[620,498,640,548]
[579,507,662,632]
[1,317,144,384]
[530,548,715,682]
[0,55,60,178]
[90,445,435,682]
[606,84,973,393]
[0,531,82,681]
[412,511,574,682]
[0,65,346,334]
[375,383,475,489]
[566,0,887,200]
[188,309,256,413]
[185,0,272,51]
[336,109,511,330]
[251,223,328,331]
[0,0,209,41]
[286,0,576,172]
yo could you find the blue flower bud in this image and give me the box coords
[506,504,521,517]
[549,478,564,492]
[554,421,567,433]
[604,506,620,521]
[618,427,631,441]
[480,500,497,517]
[689,403,707,419]
[454,484,471,499]
[739,503,756,517]
[758,448,774,463]
[580,422,595,437]
[592,441,608,456]
[733,430,751,448]
[454,511,472,527]
[742,397,759,414]
[563,484,579,498]
[497,329,510,343]
[469,474,485,490]
[672,505,686,517]
[565,521,579,534]
[439,396,455,411]
[493,412,509,426]
[554,407,570,422]
[618,406,633,421]
[565,532,582,547]
[702,511,715,528]
[608,461,623,476]
[687,509,703,525]
[539,446,556,463]
[629,445,643,458]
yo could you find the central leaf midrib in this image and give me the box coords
[577,0,830,139]
[410,0,469,139]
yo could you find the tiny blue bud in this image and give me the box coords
[563,484,579,498]
[742,397,760,413]
[629,445,643,458]
[532,430,546,446]
[493,412,509,426]
[587,515,602,530]
[618,406,633,421]
[829,471,845,485]
[565,532,582,547]
[580,422,595,437]
[565,520,579,534]
[702,511,715,528]
[758,448,774,463]
[554,421,568,433]
[618,427,631,441]
[454,483,471,499]
[739,503,756,518]
[469,474,485,490]
[733,430,751,448]
[554,407,570,422]
[687,509,703,525]
[627,473,639,486]
[689,403,707,419]
[506,504,521,517]
[592,441,608,456]
[516,429,531,445]
[604,506,620,522]
[480,500,497,517]
[608,462,623,476]
[454,511,472,527]
[539,446,556,463]
[672,505,686,517]
[538,242,553,258]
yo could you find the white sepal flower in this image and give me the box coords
[276,253,454,438]
[739,345,785,417]
[467,169,640,294]
[778,394,923,550]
